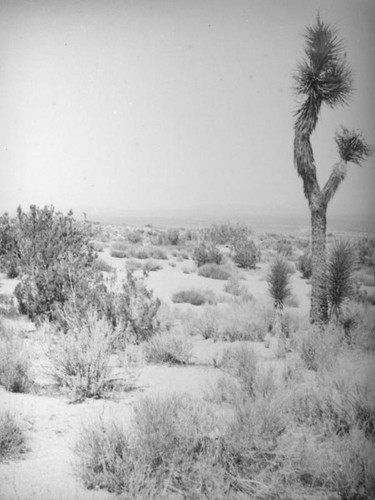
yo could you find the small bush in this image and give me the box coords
[91,241,107,252]
[0,328,32,393]
[275,238,293,257]
[166,228,180,245]
[76,395,224,497]
[267,255,292,308]
[198,263,232,280]
[232,238,260,269]
[143,260,162,272]
[192,240,223,267]
[126,230,143,244]
[0,294,19,318]
[149,247,168,260]
[297,250,312,279]
[0,410,27,462]
[295,324,340,372]
[144,332,193,365]
[172,289,217,306]
[47,310,118,401]
[224,276,252,299]
[110,248,127,258]
[92,258,114,273]
[125,259,143,272]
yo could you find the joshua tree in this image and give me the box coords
[293,16,373,324]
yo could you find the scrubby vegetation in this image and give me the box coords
[0,208,374,499]
[0,322,33,393]
[197,263,232,280]
[0,410,27,462]
[172,289,218,306]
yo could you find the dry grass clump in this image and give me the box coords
[142,259,162,272]
[0,323,33,393]
[292,323,342,371]
[172,289,218,306]
[192,302,272,342]
[76,395,227,497]
[197,263,232,280]
[110,241,129,258]
[0,410,27,462]
[92,258,114,273]
[223,276,252,299]
[144,332,193,365]
[46,310,120,401]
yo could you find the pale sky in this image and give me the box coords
[1,0,374,223]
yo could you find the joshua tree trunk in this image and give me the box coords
[310,200,328,323]
[293,17,372,324]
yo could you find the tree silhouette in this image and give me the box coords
[293,16,373,324]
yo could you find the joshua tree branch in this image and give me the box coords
[322,160,347,205]
[294,130,320,203]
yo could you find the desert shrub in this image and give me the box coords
[110,248,127,258]
[224,276,250,298]
[0,294,19,318]
[326,240,356,319]
[283,428,375,498]
[275,238,293,257]
[91,241,107,252]
[61,271,161,345]
[126,230,143,244]
[297,250,312,279]
[284,293,300,308]
[1,205,94,277]
[143,259,162,272]
[76,395,227,497]
[338,302,375,350]
[92,258,113,273]
[149,247,168,260]
[219,345,258,398]
[354,267,375,287]
[197,263,232,280]
[166,228,180,245]
[125,258,143,272]
[295,324,341,372]
[47,310,118,401]
[0,326,32,393]
[172,289,217,306]
[232,238,260,269]
[204,223,252,246]
[0,410,27,462]
[4,205,96,322]
[267,255,292,308]
[356,237,375,266]
[192,240,223,267]
[144,332,193,365]
[192,302,269,343]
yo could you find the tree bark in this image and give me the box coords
[310,201,328,324]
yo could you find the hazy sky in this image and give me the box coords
[1,0,374,222]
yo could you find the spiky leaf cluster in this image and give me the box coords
[326,240,356,319]
[294,16,353,131]
[335,127,374,165]
[267,255,292,309]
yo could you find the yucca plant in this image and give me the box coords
[293,15,373,324]
[267,255,292,310]
[326,240,356,319]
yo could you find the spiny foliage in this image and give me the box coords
[335,127,374,165]
[326,240,356,319]
[294,15,352,132]
[267,255,292,309]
